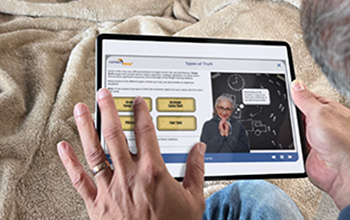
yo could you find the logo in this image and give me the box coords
[109,58,133,66]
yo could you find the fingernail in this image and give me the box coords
[198,143,207,156]
[98,89,110,100]
[74,103,86,116]
[291,80,305,92]
[57,142,67,154]
[133,96,143,106]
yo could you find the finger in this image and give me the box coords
[219,127,225,136]
[133,97,162,160]
[290,80,323,116]
[74,103,112,188]
[57,141,97,207]
[183,143,206,197]
[306,89,331,104]
[300,113,312,153]
[97,89,133,170]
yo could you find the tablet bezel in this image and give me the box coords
[96,34,308,181]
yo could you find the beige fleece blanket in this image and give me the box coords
[0,0,346,219]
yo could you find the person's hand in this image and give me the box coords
[218,119,226,136]
[223,121,229,137]
[57,89,206,220]
[291,80,350,210]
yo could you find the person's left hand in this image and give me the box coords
[57,88,206,220]
[291,80,350,210]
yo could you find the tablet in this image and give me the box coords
[96,34,307,180]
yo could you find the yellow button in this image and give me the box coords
[119,116,135,130]
[114,97,152,112]
[156,98,195,112]
[157,116,197,131]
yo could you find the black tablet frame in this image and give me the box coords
[96,34,308,181]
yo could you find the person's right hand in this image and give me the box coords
[57,89,206,220]
[223,121,230,137]
[219,119,226,136]
[291,80,350,210]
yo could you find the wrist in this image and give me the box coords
[329,163,350,210]
[329,182,350,210]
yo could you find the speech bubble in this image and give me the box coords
[242,89,270,105]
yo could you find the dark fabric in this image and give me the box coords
[200,114,250,153]
[338,206,350,220]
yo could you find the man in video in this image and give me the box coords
[200,94,250,153]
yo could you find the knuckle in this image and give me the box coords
[191,161,205,176]
[134,121,154,134]
[62,153,77,167]
[141,162,163,185]
[85,147,103,165]
[298,94,311,104]
[199,199,206,213]
[106,186,120,202]
[103,125,123,141]
[71,171,85,190]
[314,105,329,117]
[91,199,109,216]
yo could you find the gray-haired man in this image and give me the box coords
[203,1,350,219]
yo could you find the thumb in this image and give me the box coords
[183,142,206,196]
[291,80,322,115]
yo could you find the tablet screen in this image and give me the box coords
[96,34,306,179]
